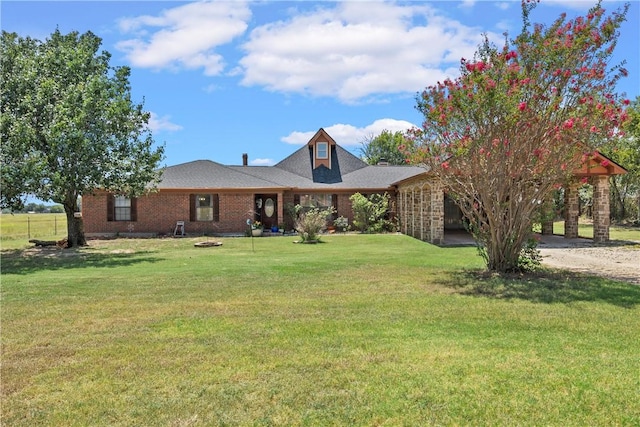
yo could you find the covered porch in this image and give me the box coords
[395,151,627,245]
[541,152,627,243]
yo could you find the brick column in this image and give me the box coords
[430,181,444,244]
[564,181,580,239]
[540,199,554,235]
[592,175,610,243]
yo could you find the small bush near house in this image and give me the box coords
[333,216,350,232]
[350,192,396,233]
[294,206,335,242]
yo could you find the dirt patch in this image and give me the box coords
[538,236,640,285]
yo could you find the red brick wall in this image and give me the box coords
[83,190,256,236]
[83,189,396,236]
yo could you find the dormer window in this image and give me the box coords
[308,128,336,169]
[316,142,328,159]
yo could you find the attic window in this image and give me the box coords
[316,142,328,159]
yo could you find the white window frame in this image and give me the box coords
[316,142,328,159]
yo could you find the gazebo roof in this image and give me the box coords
[573,150,627,177]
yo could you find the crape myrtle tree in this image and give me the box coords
[405,0,630,272]
[1,30,165,247]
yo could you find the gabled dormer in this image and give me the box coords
[308,128,337,170]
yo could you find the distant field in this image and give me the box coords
[0,213,67,243]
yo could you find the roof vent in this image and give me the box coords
[242,153,248,166]
[377,158,389,166]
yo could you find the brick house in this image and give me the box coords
[82,128,425,237]
[83,128,626,243]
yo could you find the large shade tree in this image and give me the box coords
[360,130,415,165]
[602,96,640,221]
[1,29,164,247]
[405,0,630,272]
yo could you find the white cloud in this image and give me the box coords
[148,112,183,133]
[459,0,476,10]
[281,118,417,146]
[495,2,511,11]
[240,2,498,103]
[250,158,275,166]
[540,0,601,11]
[116,1,251,75]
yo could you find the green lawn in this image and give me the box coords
[2,234,639,426]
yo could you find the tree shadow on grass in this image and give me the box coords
[442,269,640,308]
[1,247,162,275]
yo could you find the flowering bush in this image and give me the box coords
[251,221,262,230]
[405,0,630,272]
[333,216,350,232]
[294,206,335,243]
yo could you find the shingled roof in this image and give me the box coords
[156,129,426,191]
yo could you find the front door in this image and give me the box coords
[256,194,278,230]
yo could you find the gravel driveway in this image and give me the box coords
[444,232,639,285]
[537,235,640,285]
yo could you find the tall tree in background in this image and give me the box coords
[360,130,415,165]
[602,96,640,221]
[1,30,164,247]
[406,1,630,272]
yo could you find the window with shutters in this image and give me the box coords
[107,195,137,222]
[298,193,333,208]
[190,194,220,222]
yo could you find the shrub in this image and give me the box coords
[349,192,395,233]
[333,216,350,232]
[518,236,542,272]
[294,206,335,242]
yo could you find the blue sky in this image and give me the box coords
[2,1,638,169]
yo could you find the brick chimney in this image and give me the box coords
[242,153,248,166]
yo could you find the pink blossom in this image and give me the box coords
[601,159,610,167]
[442,161,450,170]
[518,102,527,111]
[590,126,598,133]
[623,99,630,105]
[563,118,574,129]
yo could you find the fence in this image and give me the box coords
[0,214,67,241]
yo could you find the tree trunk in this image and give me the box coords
[64,200,87,248]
